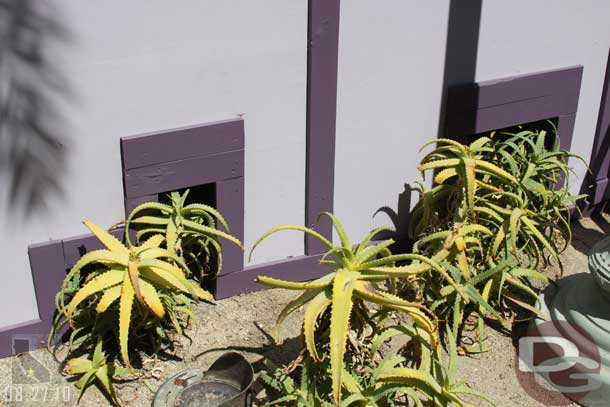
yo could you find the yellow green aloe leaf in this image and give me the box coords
[183,219,243,249]
[135,234,165,253]
[377,368,443,395]
[418,158,460,172]
[128,259,143,305]
[139,278,165,318]
[249,225,332,261]
[139,266,189,293]
[434,168,458,184]
[66,269,124,317]
[183,203,231,231]
[272,288,323,343]
[256,273,334,291]
[65,358,92,375]
[187,280,214,302]
[96,285,122,313]
[119,271,135,369]
[521,216,558,261]
[303,289,332,361]
[329,269,358,406]
[319,212,351,252]
[83,220,128,254]
[462,158,477,214]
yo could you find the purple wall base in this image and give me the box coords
[216,254,326,299]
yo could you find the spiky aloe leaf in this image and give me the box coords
[303,289,332,360]
[257,273,334,290]
[139,279,165,317]
[183,203,230,230]
[118,271,135,369]
[418,158,460,173]
[474,159,518,184]
[139,266,189,292]
[66,269,124,317]
[96,285,122,313]
[250,225,333,261]
[182,219,243,249]
[272,288,324,343]
[329,269,357,406]
[435,168,458,184]
[377,368,443,395]
[135,234,165,253]
[462,158,477,215]
[419,138,467,154]
[66,358,92,375]
[83,220,128,254]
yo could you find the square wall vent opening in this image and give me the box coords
[157,182,216,208]
[458,117,559,148]
[158,182,219,295]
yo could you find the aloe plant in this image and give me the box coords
[65,339,129,405]
[124,190,243,277]
[252,213,444,406]
[406,125,586,349]
[372,327,495,406]
[53,221,212,370]
[260,325,494,406]
[418,137,518,218]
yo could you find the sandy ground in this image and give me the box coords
[1,215,608,407]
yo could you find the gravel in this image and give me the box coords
[1,215,608,407]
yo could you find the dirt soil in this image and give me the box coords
[2,215,609,407]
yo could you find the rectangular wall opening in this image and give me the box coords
[157,182,219,295]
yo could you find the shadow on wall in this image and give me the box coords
[0,0,71,217]
[372,0,482,246]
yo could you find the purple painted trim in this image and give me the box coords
[216,254,326,299]
[446,66,583,139]
[0,227,127,358]
[588,49,610,208]
[28,240,64,321]
[305,0,340,255]
[124,150,244,199]
[125,194,158,216]
[214,177,245,279]
[557,114,577,152]
[121,119,244,170]
[0,318,53,358]
[62,228,124,269]
[121,119,246,296]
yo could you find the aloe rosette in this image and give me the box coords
[251,213,442,406]
[124,190,243,276]
[418,137,518,217]
[54,220,212,369]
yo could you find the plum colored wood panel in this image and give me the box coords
[588,50,610,208]
[446,66,583,141]
[121,118,246,296]
[305,0,340,255]
[217,254,326,299]
[121,119,244,170]
[28,240,65,322]
[123,150,244,199]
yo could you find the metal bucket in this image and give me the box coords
[153,352,254,407]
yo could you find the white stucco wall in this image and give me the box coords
[334,0,610,242]
[0,0,306,326]
[3,0,610,329]
[334,1,451,241]
[476,0,610,195]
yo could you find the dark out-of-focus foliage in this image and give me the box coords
[0,0,70,216]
